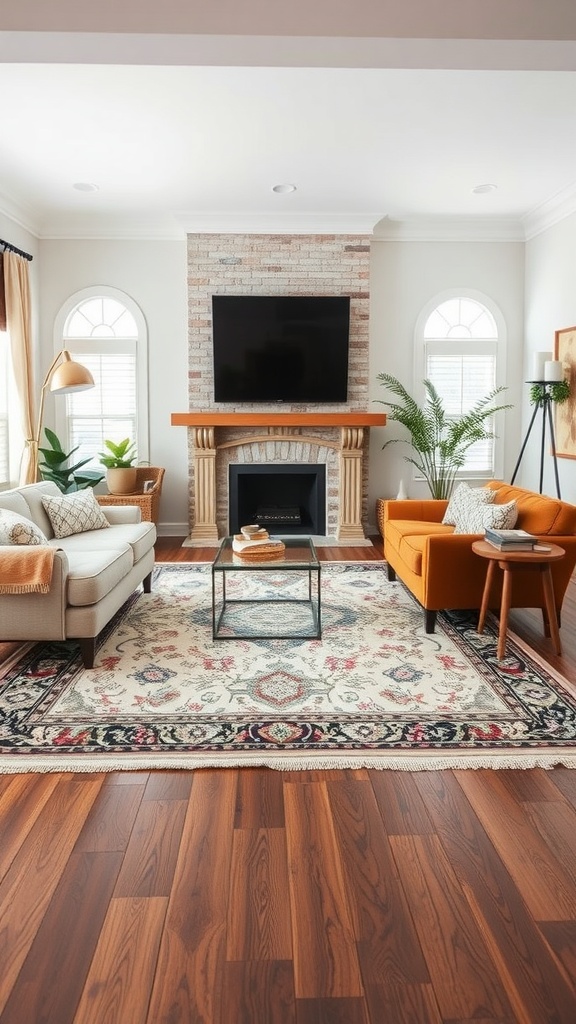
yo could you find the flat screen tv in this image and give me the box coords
[212,295,350,403]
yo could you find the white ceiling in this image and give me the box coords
[3,2,576,239]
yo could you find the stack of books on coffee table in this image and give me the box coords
[232,525,286,560]
[484,528,539,551]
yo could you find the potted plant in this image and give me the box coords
[99,438,138,494]
[39,428,105,493]
[375,373,510,500]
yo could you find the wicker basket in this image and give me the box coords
[96,467,165,524]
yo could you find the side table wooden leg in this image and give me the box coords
[541,564,562,655]
[477,560,496,634]
[497,563,513,660]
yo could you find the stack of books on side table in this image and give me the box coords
[484,528,547,551]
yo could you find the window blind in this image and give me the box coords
[426,349,497,475]
[67,351,137,468]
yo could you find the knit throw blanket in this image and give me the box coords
[0,547,56,594]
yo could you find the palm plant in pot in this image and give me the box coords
[99,437,137,494]
[376,373,510,500]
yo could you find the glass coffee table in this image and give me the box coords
[211,537,321,640]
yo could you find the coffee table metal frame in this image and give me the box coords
[211,537,322,640]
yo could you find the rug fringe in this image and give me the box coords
[1,750,575,774]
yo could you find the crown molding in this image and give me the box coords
[372,216,524,242]
[176,212,381,235]
[0,189,40,238]
[3,32,576,72]
[522,181,576,239]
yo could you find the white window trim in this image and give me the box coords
[53,286,149,464]
[413,288,508,483]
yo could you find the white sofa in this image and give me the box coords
[0,481,156,668]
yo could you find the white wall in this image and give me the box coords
[367,235,526,524]
[525,213,576,503]
[37,238,189,533]
[3,222,537,534]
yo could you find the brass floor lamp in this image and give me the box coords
[510,381,561,499]
[31,349,95,480]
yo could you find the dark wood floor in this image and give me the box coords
[1,538,575,1024]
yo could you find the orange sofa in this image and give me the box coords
[376,481,576,633]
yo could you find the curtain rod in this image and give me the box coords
[0,238,33,261]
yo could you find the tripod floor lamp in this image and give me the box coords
[510,377,563,499]
[30,349,95,480]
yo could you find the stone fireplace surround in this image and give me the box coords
[171,412,386,545]
[180,232,381,545]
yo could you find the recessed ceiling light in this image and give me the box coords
[472,183,497,194]
[272,183,297,194]
[73,182,99,192]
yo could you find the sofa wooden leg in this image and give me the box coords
[143,571,152,594]
[387,563,396,582]
[425,610,437,633]
[78,638,96,669]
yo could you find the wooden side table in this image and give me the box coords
[472,540,566,660]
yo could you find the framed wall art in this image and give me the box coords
[554,327,576,459]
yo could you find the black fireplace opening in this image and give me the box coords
[229,464,327,536]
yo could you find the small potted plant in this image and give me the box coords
[99,438,137,494]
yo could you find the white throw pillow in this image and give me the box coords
[41,490,110,539]
[442,482,495,526]
[0,508,48,545]
[453,499,519,534]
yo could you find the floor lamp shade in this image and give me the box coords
[50,351,94,393]
[31,349,95,480]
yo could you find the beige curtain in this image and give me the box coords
[3,251,36,484]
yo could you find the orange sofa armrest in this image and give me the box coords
[377,498,448,530]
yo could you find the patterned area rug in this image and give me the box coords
[1,562,575,772]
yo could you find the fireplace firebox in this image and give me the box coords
[229,464,326,536]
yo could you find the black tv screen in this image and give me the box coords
[212,295,350,403]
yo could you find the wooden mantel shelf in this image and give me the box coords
[171,411,386,427]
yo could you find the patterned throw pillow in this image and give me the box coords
[0,508,48,545]
[41,490,110,539]
[453,499,518,534]
[442,482,495,525]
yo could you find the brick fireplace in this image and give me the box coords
[180,232,377,543]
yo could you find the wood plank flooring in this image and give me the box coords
[0,537,575,1024]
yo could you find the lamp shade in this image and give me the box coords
[49,350,94,394]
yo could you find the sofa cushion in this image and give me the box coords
[41,490,110,539]
[487,481,576,535]
[53,520,156,563]
[386,519,454,570]
[65,547,135,606]
[453,499,518,534]
[442,482,495,525]
[0,508,48,546]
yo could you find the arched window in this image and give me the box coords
[416,293,506,479]
[54,288,148,468]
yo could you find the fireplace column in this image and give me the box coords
[337,427,365,542]
[190,427,219,543]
